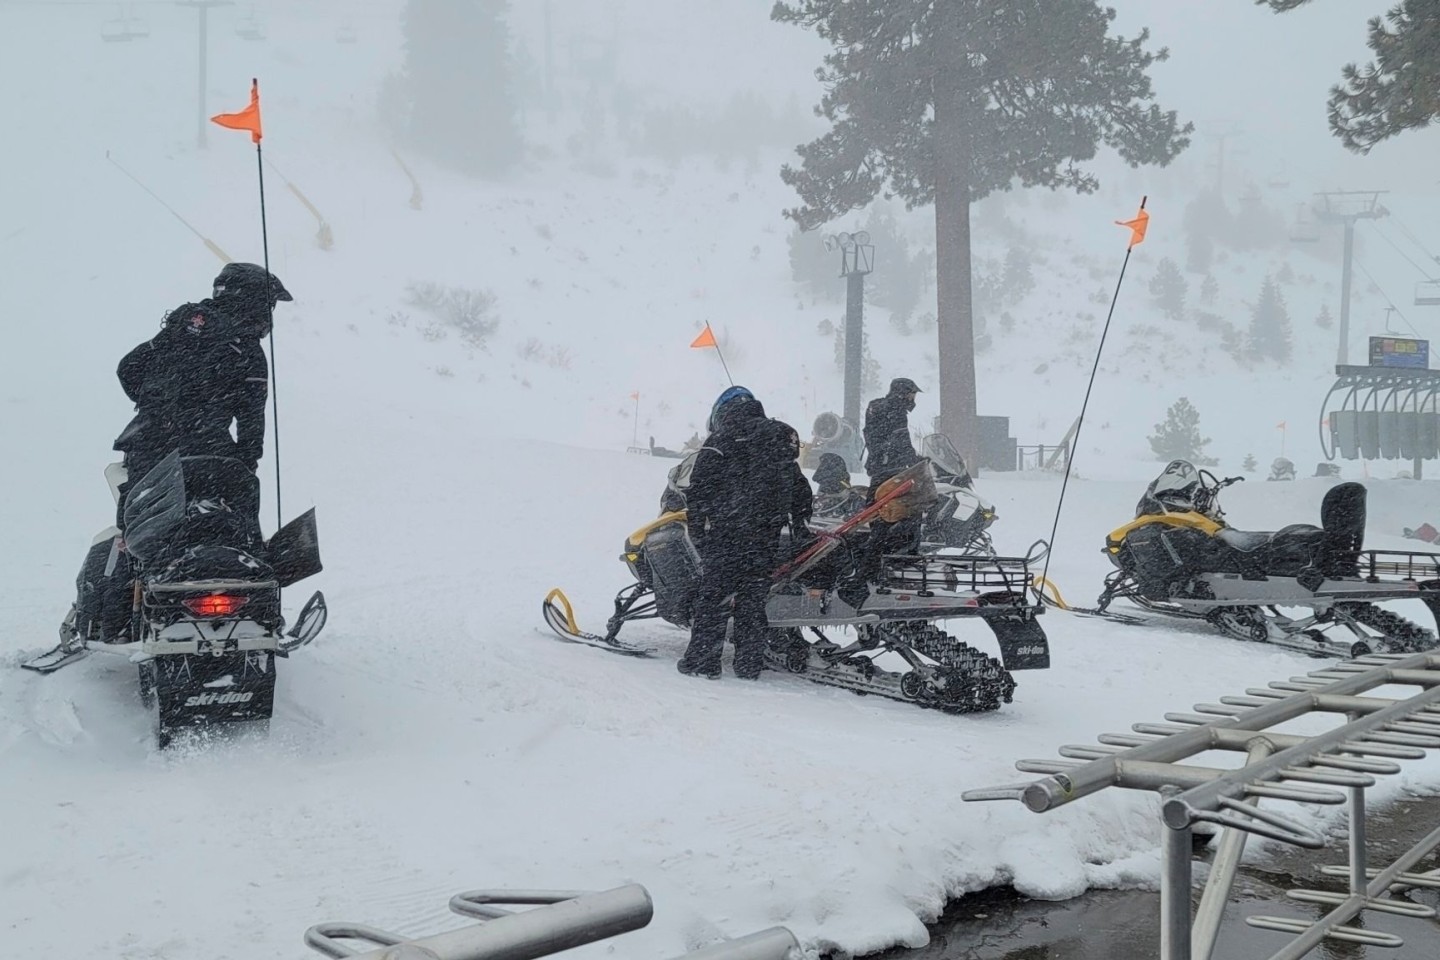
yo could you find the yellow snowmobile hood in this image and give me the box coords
[1105,511,1223,554]
[625,511,687,558]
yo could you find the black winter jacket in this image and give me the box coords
[863,394,919,485]
[686,399,811,550]
[115,301,269,467]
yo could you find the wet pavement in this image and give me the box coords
[888,794,1440,960]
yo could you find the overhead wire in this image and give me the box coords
[1368,221,1437,281]
[1352,254,1423,338]
[1389,211,1440,268]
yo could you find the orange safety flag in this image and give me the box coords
[629,391,640,401]
[1115,206,1149,250]
[690,325,717,349]
[1277,421,1287,429]
[211,79,263,144]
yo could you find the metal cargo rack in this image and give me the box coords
[965,651,1440,960]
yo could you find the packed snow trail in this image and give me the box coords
[7,442,1440,957]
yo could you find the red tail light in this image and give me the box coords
[183,594,250,617]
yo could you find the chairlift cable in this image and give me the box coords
[1352,254,1423,338]
[1367,221,1437,281]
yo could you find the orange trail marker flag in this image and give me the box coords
[211,79,262,143]
[211,78,285,531]
[689,322,733,385]
[1115,206,1149,250]
[1040,194,1150,600]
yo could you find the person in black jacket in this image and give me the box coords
[862,377,922,494]
[113,262,291,523]
[679,390,809,680]
[844,377,924,608]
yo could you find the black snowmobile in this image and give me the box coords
[545,462,1050,715]
[1080,459,1440,658]
[25,453,327,746]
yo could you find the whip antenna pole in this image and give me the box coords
[256,135,282,532]
[1039,197,1149,598]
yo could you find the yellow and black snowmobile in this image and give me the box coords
[1087,460,1440,658]
[544,462,1050,715]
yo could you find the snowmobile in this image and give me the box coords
[808,435,997,555]
[1074,459,1440,658]
[544,462,1050,714]
[24,452,328,746]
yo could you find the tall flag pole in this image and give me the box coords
[212,78,283,532]
[1038,198,1149,602]
[689,322,734,385]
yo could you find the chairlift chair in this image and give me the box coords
[336,21,358,44]
[235,8,266,42]
[1417,280,1440,307]
[100,5,135,43]
[126,7,150,39]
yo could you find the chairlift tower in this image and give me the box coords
[1314,191,1388,366]
[176,0,235,149]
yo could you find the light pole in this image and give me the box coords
[177,0,235,149]
[822,230,874,429]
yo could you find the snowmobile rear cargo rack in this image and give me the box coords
[1356,548,1440,581]
[303,884,798,960]
[965,651,1440,960]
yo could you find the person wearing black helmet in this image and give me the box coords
[113,262,292,520]
[679,388,811,680]
[842,377,925,608]
[863,377,923,495]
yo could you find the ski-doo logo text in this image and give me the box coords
[183,691,255,707]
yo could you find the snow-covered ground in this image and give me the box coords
[5,2,1440,958]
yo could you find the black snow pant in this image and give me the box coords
[681,535,776,678]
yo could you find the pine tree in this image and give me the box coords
[1148,257,1188,320]
[1186,230,1215,274]
[773,0,1190,459]
[1261,1,1440,153]
[400,0,521,176]
[1243,453,1258,472]
[863,207,931,326]
[1248,274,1294,362]
[1316,303,1334,329]
[1200,274,1219,305]
[1149,397,1217,464]
[788,224,843,302]
[1002,245,1036,303]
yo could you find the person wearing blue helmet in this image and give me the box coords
[679,387,811,680]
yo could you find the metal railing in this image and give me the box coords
[964,651,1440,960]
[302,885,798,960]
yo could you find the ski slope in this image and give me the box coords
[4,2,1440,958]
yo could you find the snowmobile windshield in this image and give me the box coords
[1138,460,1205,517]
[123,455,260,564]
[920,434,972,486]
[122,452,188,563]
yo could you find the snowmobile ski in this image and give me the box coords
[22,644,90,674]
[22,607,90,673]
[542,588,656,657]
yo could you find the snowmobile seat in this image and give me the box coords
[1215,528,1274,553]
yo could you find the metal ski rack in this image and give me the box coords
[964,651,1440,960]
[302,884,799,960]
